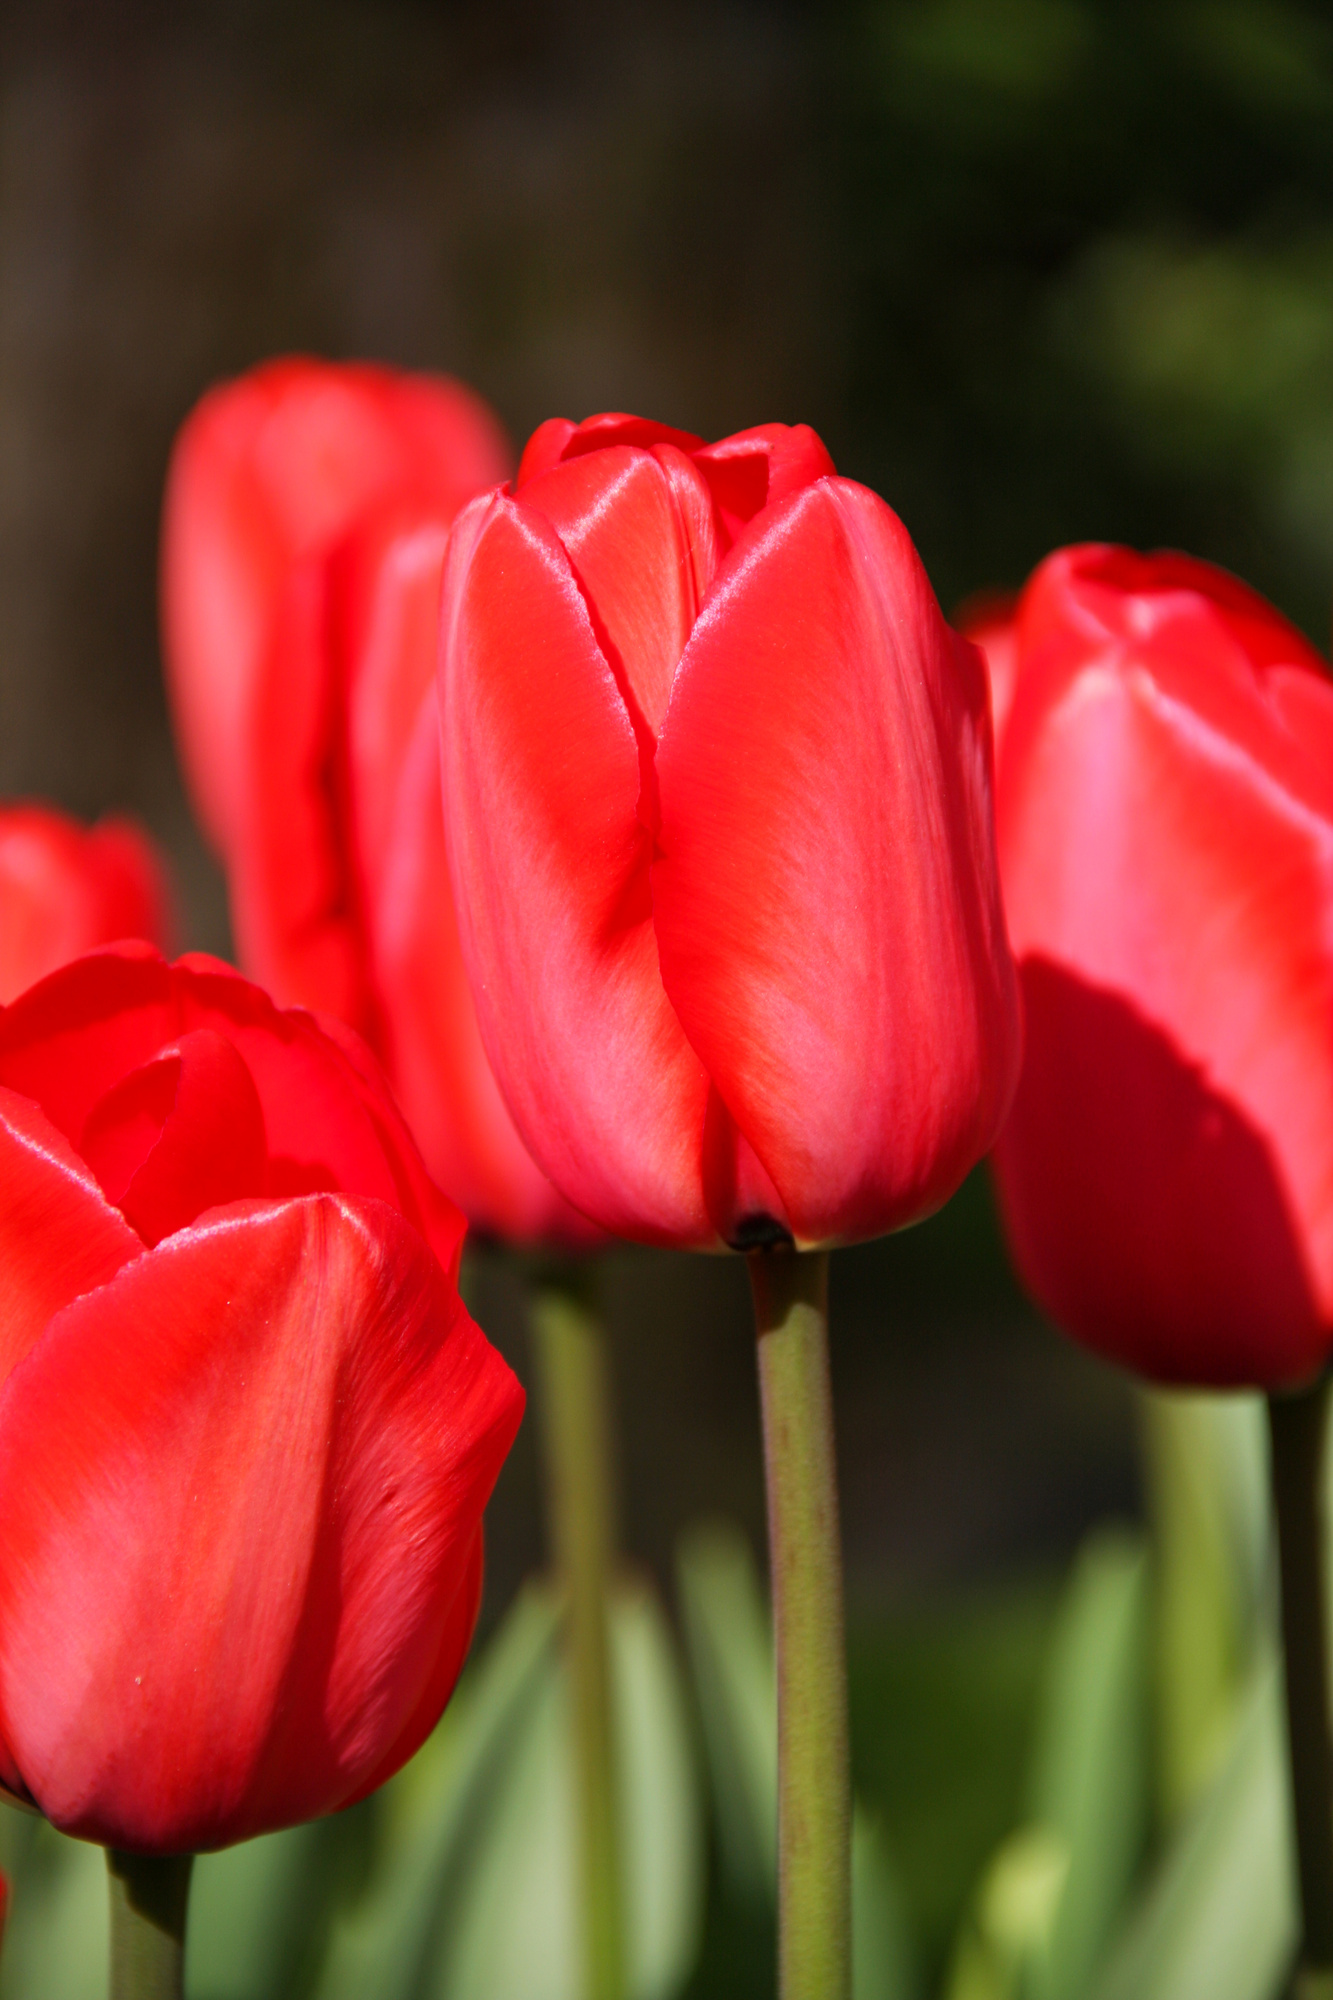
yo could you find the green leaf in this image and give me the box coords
[0,1820,106,2000]
[321,1572,701,2000]
[1025,1529,1150,2000]
[426,1574,703,2000]
[676,1520,777,1908]
[318,1577,562,2000]
[942,1529,1150,2000]
[1141,1388,1268,1824]
[188,1820,330,1999]
[1090,1661,1294,2000]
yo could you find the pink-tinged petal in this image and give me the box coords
[0,1085,141,1388]
[373,688,600,1246]
[653,477,1020,1247]
[80,1030,268,1245]
[0,1194,523,1851]
[519,447,716,737]
[996,655,1333,1369]
[0,809,171,1004]
[161,360,510,856]
[439,492,715,1245]
[691,424,836,544]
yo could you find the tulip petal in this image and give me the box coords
[519,447,715,737]
[375,687,599,1244]
[0,809,170,1005]
[162,361,510,858]
[652,477,1020,1245]
[0,1085,141,1390]
[80,1029,269,1246]
[998,654,1333,1350]
[0,1194,523,1851]
[440,493,714,1244]
[0,947,464,1276]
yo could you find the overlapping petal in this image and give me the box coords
[653,479,1020,1245]
[0,1195,521,1850]
[439,491,714,1244]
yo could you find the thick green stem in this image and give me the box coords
[1268,1378,1333,1998]
[750,1247,850,2000]
[107,1850,193,2000]
[532,1278,625,2000]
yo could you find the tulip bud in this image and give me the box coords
[437,413,1022,1250]
[991,545,1333,1387]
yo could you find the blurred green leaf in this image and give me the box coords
[943,1530,1149,2000]
[0,1821,105,2000]
[1026,1530,1149,2000]
[676,1521,776,1908]
[1091,1661,1294,2000]
[322,1571,700,2000]
[1141,1389,1269,1826]
[429,1574,702,2000]
[676,1519,917,2000]
[319,1578,562,2000]
[188,1820,330,2000]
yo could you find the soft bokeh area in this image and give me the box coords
[0,4,1327,1995]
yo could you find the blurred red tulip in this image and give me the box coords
[0,806,170,1003]
[991,545,1333,1387]
[438,412,1022,1250]
[161,357,510,863]
[160,360,594,1243]
[0,943,522,1852]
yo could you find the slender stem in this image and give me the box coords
[1268,1378,1333,1992]
[750,1247,850,2000]
[107,1850,193,2000]
[531,1276,625,2000]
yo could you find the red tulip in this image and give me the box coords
[991,545,1333,1387]
[161,357,510,864]
[0,943,522,1852]
[161,361,594,1243]
[437,412,1022,1249]
[0,805,170,1003]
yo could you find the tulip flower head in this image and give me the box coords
[0,805,170,1002]
[160,360,596,1246]
[437,412,1022,1251]
[0,944,522,1852]
[991,545,1333,1388]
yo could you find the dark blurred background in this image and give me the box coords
[1,0,1329,1965]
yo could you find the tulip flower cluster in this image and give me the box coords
[7,330,1332,2000]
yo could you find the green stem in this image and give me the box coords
[532,1276,625,2000]
[107,1850,193,2000]
[750,1247,850,2000]
[1268,1378,1333,1994]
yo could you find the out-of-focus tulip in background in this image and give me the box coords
[3,3,1333,1993]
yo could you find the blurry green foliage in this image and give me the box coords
[835,0,1333,641]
